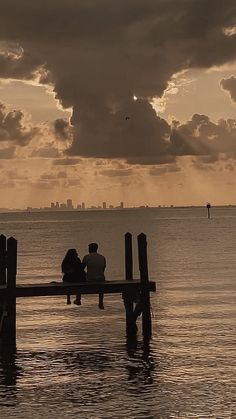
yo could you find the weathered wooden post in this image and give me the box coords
[6,237,17,348]
[123,232,136,335]
[0,234,7,335]
[0,235,7,286]
[125,232,133,281]
[137,233,152,340]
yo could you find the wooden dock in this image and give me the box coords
[0,279,155,298]
[0,233,156,349]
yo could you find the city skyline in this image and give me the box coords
[0,199,235,213]
[48,199,124,210]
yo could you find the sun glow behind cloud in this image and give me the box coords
[223,26,236,37]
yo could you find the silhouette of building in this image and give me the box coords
[82,202,85,210]
[67,199,73,209]
[51,202,55,209]
[120,201,124,209]
[102,202,106,209]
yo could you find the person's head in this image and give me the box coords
[65,248,78,260]
[88,243,98,253]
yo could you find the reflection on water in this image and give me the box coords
[0,334,156,419]
[0,350,19,387]
[126,338,154,386]
[0,296,234,419]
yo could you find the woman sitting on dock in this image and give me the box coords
[61,248,86,305]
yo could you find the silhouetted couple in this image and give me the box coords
[62,243,106,309]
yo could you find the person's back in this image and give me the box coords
[82,243,106,309]
[62,254,86,283]
[82,252,106,281]
[61,248,86,305]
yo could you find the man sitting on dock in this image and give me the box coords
[82,243,106,309]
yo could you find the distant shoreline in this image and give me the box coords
[1,205,236,214]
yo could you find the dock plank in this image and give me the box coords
[0,280,156,299]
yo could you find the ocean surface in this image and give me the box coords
[0,207,235,418]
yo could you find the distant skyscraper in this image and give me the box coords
[102,202,106,209]
[67,199,73,209]
[82,202,85,210]
[120,201,124,209]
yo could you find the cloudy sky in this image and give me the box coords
[0,0,236,208]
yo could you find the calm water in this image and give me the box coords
[0,207,235,418]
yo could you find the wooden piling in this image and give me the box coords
[125,232,133,281]
[0,235,7,286]
[0,235,7,334]
[137,233,152,340]
[6,237,17,348]
[124,232,136,335]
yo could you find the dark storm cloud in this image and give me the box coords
[54,118,72,141]
[0,49,43,81]
[170,114,236,160]
[66,111,236,163]
[0,1,236,162]
[221,76,236,102]
[0,103,37,145]
[67,99,171,164]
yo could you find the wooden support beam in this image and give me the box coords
[0,280,155,299]
[6,237,17,349]
[138,233,152,340]
[0,235,7,334]
[124,233,136,336]
[0,235,7,286]
[125,232,133,281]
